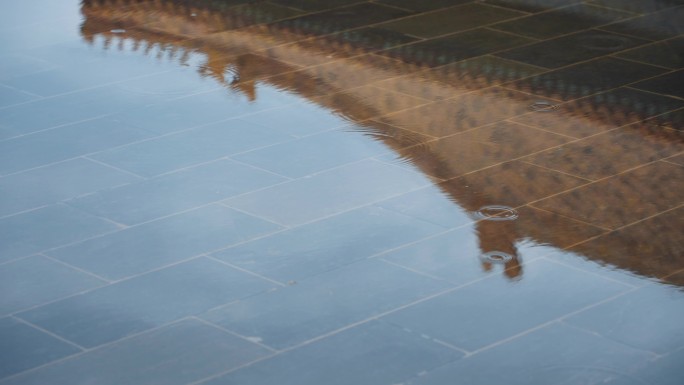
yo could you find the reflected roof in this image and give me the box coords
[77,0,684,281]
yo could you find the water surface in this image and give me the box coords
[1,1,683,384]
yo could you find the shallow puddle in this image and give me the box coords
[1,1,683,384]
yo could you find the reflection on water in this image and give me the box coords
[1,0,684,384]
[79,0,683,304]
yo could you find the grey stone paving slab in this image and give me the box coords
[377,224,544,285]
[0,317,80,380]
[377,0,473,12]
[110,70,220,102]
[1,59,164,97]
[224,159,432,226]
[601,6,684,40]
[212,205,446,282]
[68,159,286,225]
[201,320,463,385]
[0,255,106,316]
[490,3,633,39]
[0,204,118,263]
[612,346,684,385]
[497,30,649,69]
[0,117,154,175]
[482,0,580,13]
[378,205,608,285]
[379,28,536,68]
[90,119,295,177]
[0,84,38,108]
[201,259,453,349]
[566,276,684,355]
[1,319,271,385]
[374,184,473,229]
[509,57,666,101]
[232,127,393,178]
[0,158,140,218]
[0,86,160,140]
[114,86,302,135]
[0,20,76,54]
[632,69,684,100]
[47,204,283,280]
[590,0,683,13]
[615,36,684,69]
[16,258,276,348]
[0,53,54,82]
[403,322,655,385]
[382,259,632,351]
[238,102,352,137]
[377,3,525,39]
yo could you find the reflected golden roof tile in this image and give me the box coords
[532,161,684,229]
[569,206,684,281]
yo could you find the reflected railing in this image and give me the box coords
[79,0,683,284]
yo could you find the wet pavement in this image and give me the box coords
[1,0,683,384]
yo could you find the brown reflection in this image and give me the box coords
[80,0,684,284]
[477,220,523,281]
[569,206,684,282]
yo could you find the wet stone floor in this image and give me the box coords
[1,0,684,384]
